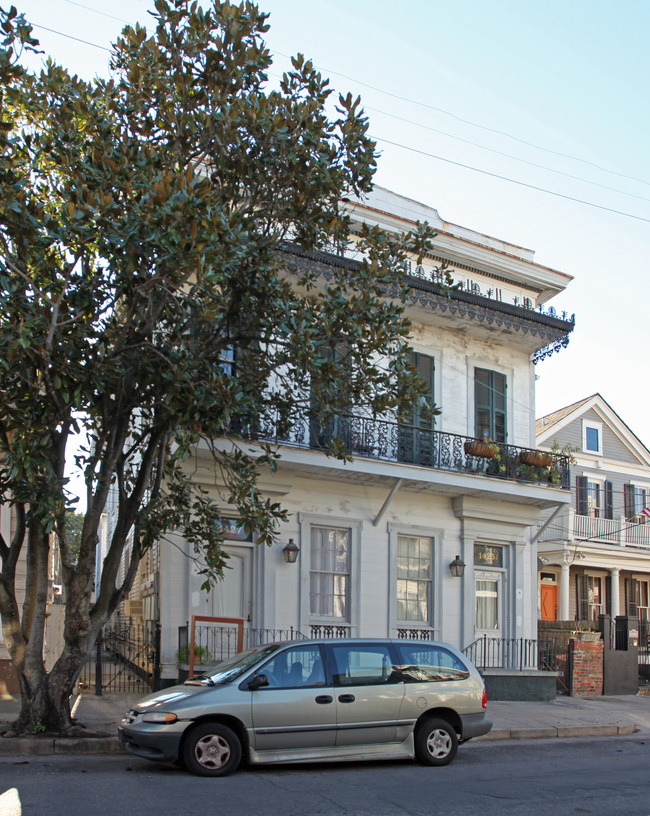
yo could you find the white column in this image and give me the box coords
[560,562,570,620]
[610,567,620,618]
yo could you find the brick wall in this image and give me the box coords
[569,637,603,696]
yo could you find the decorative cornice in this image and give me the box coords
[278,243,575,360]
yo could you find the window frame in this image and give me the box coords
[388,523,442,638]
[474,367,507,443]
[582,420,603,455]
[298,514,362,635]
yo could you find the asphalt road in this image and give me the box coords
[2,736,650,816]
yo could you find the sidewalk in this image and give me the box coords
[1,691,649,756]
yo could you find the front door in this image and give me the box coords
[540,584,557,621]
[250,644,336,751]
[190,544,253,622]
[324,642,405,746]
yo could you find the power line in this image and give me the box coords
[374,136,650,225]
[366,105,650,207]
[308,60,650,191]
[30,22,111,52]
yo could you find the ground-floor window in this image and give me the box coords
[576,574,602,620]
[309,525,350,620]
[396,534,433,624]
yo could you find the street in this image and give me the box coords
[1,736,650,816]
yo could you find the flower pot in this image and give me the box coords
[464,440,496,459]
[519,450,553,468]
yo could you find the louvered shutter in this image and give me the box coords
[604,481,614,520]
[576,574,589,621]
[625,578,638,616]
[624,483,635,521]
[576,476,588,516]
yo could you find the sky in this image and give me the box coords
[11,0,650,448]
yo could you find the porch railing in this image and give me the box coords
[463,635,560,672]
[246,411,570,488]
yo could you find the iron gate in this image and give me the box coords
[78,620,160,695]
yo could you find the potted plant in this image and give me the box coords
[519,449,553,468]
[464,438,500,459]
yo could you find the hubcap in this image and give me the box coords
[195,734,231,769]
[426,728,451,758]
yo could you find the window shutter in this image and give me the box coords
[625,578,638,616]
[604,481,614,520]
[624,483,635,521]
[576,574,589,621]
[576,476,588,516]
[605,575,612,617]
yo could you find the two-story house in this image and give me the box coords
[536,394,650,626]
[117,187,575,685]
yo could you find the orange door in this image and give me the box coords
[540,584,557,621]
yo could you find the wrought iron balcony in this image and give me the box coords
[251,412,571,489]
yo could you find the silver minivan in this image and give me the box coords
[119,638,491,776]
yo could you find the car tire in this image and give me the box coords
[414,717,458,766]
[182,722,242,777]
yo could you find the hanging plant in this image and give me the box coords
[519,450,553,468]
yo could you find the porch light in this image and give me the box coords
[449,555,466,578]
[283,538,300,563]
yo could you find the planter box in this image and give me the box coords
[519,450,553,468]
[464,440,497,459]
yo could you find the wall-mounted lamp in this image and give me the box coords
[282,538,300,563]
[449,555,466,578]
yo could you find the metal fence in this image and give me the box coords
[78,620,160,695]
[463,635,560,672]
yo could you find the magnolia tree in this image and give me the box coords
[0,0,435,735]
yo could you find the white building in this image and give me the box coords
[132,187,575,683]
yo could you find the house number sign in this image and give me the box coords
[474,544,503,568]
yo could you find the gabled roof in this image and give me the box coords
[537,393,650,467]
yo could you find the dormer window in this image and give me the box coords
[582,420,602,455]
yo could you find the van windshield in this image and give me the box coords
[184,644,279,686]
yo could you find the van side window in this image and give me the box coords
[394,643,469,682]
[257,645,326,688]
[327,643,399,686]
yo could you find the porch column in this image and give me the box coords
[610,567,620,617]
[560,561,570,620]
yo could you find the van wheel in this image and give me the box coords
[414,717,458,766]
[183,722,242,777]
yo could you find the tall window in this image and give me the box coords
[396,535,432,623]
[398,352,435,466]
[474,368,506,442]
[587,481,601,517]
[310,526,350,619]
[475,576,500,630]
[577,574,602,620]
[624,484,649,523]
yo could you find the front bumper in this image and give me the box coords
[118,723,186,763]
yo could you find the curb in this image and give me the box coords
[0,737,126,757]
[0,723,639,757]
[476,723,637,742]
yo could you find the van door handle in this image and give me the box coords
[315,695,333,704]
[338,694,355,703]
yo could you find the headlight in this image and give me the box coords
[142,711,178,724]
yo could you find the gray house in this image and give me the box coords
[536,394,650,623]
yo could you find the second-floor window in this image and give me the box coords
[624,484,649,524]
[474,368,506,443]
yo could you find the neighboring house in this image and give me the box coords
[536,394,650,624]
[119,186,576,685]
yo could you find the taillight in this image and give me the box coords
[482,687,488,709]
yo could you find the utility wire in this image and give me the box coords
[374,136,650,225]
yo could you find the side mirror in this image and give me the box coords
[247,673,270,691]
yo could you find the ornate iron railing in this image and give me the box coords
[463,635,560,672]
[250,412,570,488]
